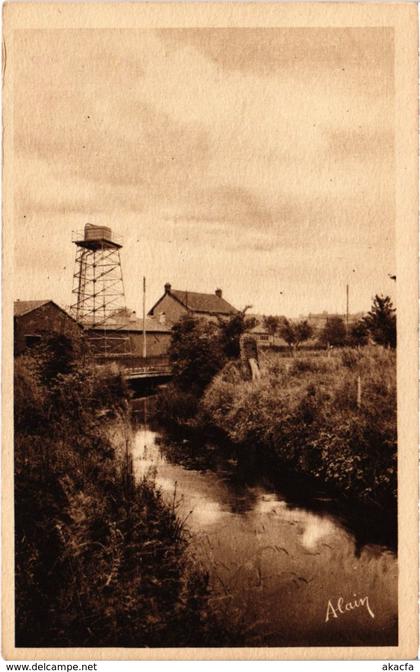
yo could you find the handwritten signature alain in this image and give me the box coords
[325,594,375,622]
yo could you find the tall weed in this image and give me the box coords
[201,347,396,507]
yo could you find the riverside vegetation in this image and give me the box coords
[156,296,397,511]
[14,335,231,647]
[201,347,396,508]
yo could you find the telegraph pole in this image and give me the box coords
[346,284,349,333]
[142,276,147,359]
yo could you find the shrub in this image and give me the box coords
[218,308,256,358]
[154,385,199,425]
[169,316,226,394]
[340,347,363,368]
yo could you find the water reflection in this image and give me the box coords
[131,414,398,647]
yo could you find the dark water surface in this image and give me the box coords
[131,401,398,647]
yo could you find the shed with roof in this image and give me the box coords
[14,300,82,355]
[85,311,172,359]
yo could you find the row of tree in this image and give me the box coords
[167,294,396,397]
[262,295,396,350]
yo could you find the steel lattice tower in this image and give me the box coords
[71,223,132,357]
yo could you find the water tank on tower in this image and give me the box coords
[71,223,131,357]
[84,223,113,243]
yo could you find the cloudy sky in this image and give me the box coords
[13,27,396,317]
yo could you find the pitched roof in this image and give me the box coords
[247,314,286,334]
[172,289,237,314]
[14,300,81,325]
[87,316,171,334]
[14,300,52,317]
[248,321,269,335]
[150,288,238,316]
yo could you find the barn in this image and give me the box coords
[14,300,82,356]
[85,314,171,361]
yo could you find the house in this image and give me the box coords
[246,315,271,344]
[14,300,82,356]
[303,311,365,330]
[148,283,238,324]
[246,314,288,347]
[85,312,171,359]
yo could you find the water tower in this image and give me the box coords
[71,223,131,356]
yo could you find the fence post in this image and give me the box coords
[357,375,362,408]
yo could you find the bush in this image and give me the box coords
[154,385,199,425]
[340,347,363,368]
[218,309,256,358]
[169,316,226,394]
[289,355,338,375]
[92,363,131,411]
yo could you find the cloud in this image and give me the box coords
[326,128,394,162]
[11,27,396,316]
[15,100,209,192]
[157,28,393,85]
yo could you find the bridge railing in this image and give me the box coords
[124,364,172,378]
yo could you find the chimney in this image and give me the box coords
[215,288,222,298]
[129,310,137,322]
[164,282,171,293]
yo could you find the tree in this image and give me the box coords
[169,315,226,393]
[34,333,83,385]
[363,295,396,348]
[263,315,281,336]
[295,320,313,346]
[279,318,313,352]
[218,307,256,359]
[279,319,295,350]
[319,316,347,347]
[348,319,369,347]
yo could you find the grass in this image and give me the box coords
[198,347,396,508]
[14,348,232,647]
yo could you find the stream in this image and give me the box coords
[131,399,398,647]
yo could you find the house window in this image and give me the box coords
[25,334,42,348]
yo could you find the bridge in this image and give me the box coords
[123,363,172,383]
[93,353,173,387]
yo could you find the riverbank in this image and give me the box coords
[14,343,231,646]
[155,347,397,513]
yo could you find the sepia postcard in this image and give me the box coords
[2,1,418,661]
